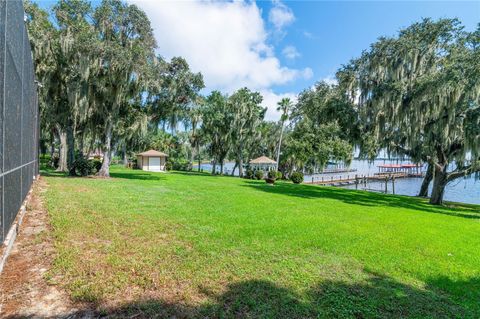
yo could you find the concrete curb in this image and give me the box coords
[0,179,37,275]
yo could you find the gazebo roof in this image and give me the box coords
[249,156,277,165]
[138,150,168,157]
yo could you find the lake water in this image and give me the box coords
[195,160,480,205]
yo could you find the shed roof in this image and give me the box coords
[249,156,277,164]
[138,150,168,157]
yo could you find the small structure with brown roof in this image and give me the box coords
[249,156,277,172]
[137,150,168,172]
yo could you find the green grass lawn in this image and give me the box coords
[42,166,480,318]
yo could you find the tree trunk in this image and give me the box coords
[66,124,75,176]
[190,144,195,170]
[220,160,224,175]
[276,122,285,169]
[429,164,448,205]
[56,126,68,172]
[238,157,243,177]
[49,130,55,160]
[97,119,113,177]
[122,143,128,166]
[211,159,216,175]
[231,162,238,176]
[418,162,433,197]
[197,144,201,172]
[78,132,85,158]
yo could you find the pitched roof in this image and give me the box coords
[138,150,168,157]
[249,156,277,164]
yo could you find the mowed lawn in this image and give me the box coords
[43,166,480,318]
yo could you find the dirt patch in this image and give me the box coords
[0,177,92,318]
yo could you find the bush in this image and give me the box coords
[276,171,283,180]
[92,160,103,173]
[165,161,173,171]
[254,170,264,180]
[245,169,254,179]
[50,155,59,169]
[72,157,94,176]
[290,171,304,184]
[266,170,276,184]
[267,170,277,179]
[173,161,189,171]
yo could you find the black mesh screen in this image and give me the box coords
[0,0,39,242]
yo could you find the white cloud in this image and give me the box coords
[302,68,314,80]
[282,45,300,60]
[260,90,297,121]
[322,76,338,86]
[131,0,310,93]
[268,0,295,31]
[303,31,316,39]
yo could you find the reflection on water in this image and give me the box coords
[195,160,480,205]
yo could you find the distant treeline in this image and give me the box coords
[25,0,480,204]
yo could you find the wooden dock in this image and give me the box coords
[305,172,423,186]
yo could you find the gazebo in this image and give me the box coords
[249,156,277,172]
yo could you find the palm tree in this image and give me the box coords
[188,97,204,171]
[275,98,293,171]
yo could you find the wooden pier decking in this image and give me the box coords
[305,172,423,186]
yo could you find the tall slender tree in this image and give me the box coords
[93,0,156,177]
[276,98,293,171]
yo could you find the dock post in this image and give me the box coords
[392,175,395,194]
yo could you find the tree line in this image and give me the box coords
[26,0,479,205]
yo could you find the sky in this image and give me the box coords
[129,0,479,120]
[37,0,480,120]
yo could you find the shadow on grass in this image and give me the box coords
[5,271,474,318]
[241,180,480,219]
[109,171,166,181]
[40,168,68,177]
[39,165,167,181]
[171,170,231,178]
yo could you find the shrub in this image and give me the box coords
[92,160,103,173]
[266,170,276,184]
[50,155,59,169]
[72,157,94,176]
[275,171,283,180]
[171,159,189,171]
[254,170,264,180]
[290,171,304,184]
[165,161,173,171]
[245,169,254,179]
[267,170,277,179]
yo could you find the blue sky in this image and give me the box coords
[257,1,480,94]
[36,0,479,120]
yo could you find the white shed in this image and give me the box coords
[137,150,168,172]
